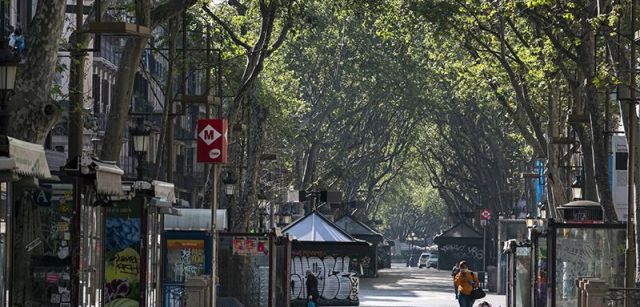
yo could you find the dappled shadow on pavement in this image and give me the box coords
[324,264,506,307]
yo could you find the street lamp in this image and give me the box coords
[526,213,534,228]
[281,210,292,225]
[571,176,583,200]
[0,37,18,136]
[221,169,237,196]
[130,118,149,180]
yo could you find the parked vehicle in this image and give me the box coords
[426,253,438,268]
[418,253,430,268]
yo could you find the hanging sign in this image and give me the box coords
[197,119,228,164]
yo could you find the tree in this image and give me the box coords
[101,0,198,161]
[7,0,67,142]
[204,0,294,231]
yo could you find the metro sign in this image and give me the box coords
[480,208,492,221]
[197,119,228,163]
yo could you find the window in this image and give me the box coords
[616,152,628,170]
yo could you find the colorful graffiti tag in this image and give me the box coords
[290,256,359,305]
[104,200,142,307]
[166,240,206,282]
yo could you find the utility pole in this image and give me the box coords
[631,0,639,288]
[163,18,178,182]
[626,0,637,296]
[69,1,86,305]
[208,24,222,307]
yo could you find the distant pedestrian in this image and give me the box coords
[478,301,492,307]
[306,270,319,306]
[8,28,25,55]
[454,261,480,307]
[451,263,460,298]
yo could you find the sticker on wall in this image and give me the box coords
[233,237,246,255]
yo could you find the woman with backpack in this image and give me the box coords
[454,261,481,307]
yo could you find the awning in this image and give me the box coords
[164,208,228,231]
[3,137,51,178]
[152,180,176,203]
[90,160,123,195]
[71,157,124,196]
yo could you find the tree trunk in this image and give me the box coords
[547,81,567,218]
[154,17,179,180]
[233,82,269,231]
[302,143,320,190]
[577,16,616,221]
[100,0,197,161]
[7,0,66,142]
[100,0,151,161]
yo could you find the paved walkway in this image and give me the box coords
[347,264,506,307]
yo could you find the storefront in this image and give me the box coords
[528,219,625,307]
[0,138,126,307]
[162,208,220,306]
[503,239,532,307]
[497,219,527,294]
[104,180,178,307]
[0,136,53,306]
[284,212,369,306]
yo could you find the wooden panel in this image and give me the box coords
[551,137,575,144]
[177,95,221,105]
[567,114,590,123]
[86,22,151,38]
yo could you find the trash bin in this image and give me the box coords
[487,265,497,292]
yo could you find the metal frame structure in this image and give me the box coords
[530,220,626,307]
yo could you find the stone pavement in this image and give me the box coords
[332,264,506,307]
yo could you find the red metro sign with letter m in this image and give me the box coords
[197,119,228,164]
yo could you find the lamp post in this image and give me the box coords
[221,169,236,197]
[406,232,418,267]
[0,31,17,307]
[130,118,150,180]
[276,202,292,227]
[571,176,583,201]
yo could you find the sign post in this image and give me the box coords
[480,208,492,279]
[197,118,228,307]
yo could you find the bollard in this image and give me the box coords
[575,277,584,307]
[185,276,211,307]
[487,266,497,292]
[576,276,594,307]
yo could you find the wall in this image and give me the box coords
[289,246,365,306]
[438,241,483,271]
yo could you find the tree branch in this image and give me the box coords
[266,0,293,56]
[151,0,197,28]
[202,5,252,50]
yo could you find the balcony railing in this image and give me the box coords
[607,288,640,307]
[576,277,640,307]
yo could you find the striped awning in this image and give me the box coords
[4,137,51,178]
[90,160,123,195]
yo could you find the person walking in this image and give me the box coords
[305,270,319,306]
[451,262,460,298]
[454,261,480,307]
